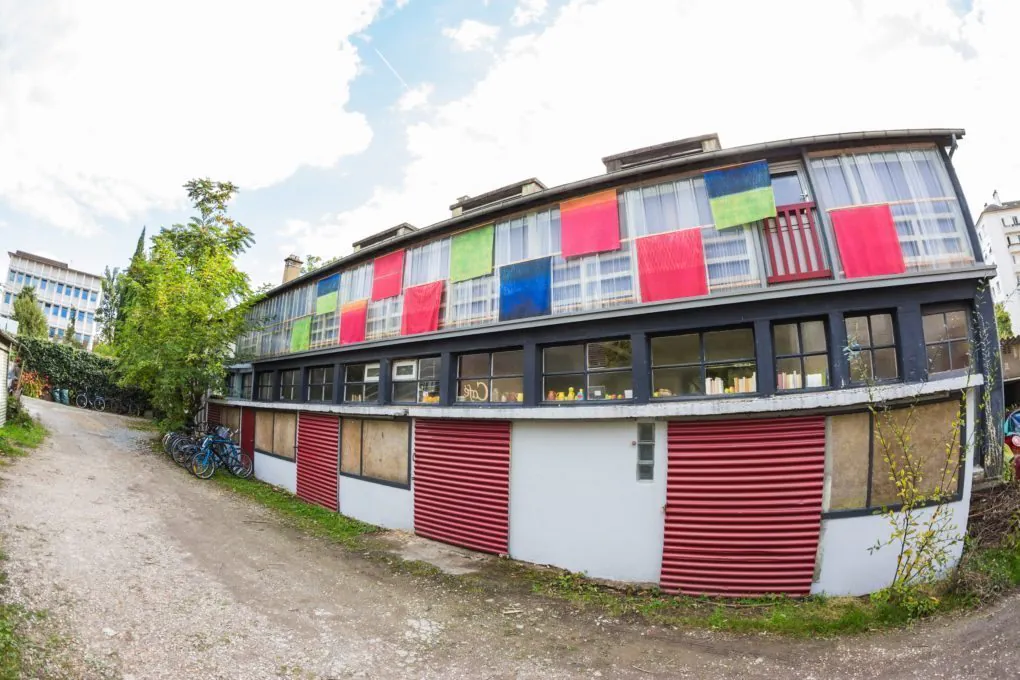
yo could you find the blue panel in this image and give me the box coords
[317,273,340,297]
[499,257,552,322]
[704,160,770,199]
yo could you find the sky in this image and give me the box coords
[1,0,1018,289]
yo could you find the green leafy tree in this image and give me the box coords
[96,266,121,344]
[117,179,257,430]
[301,254,322,274]
[64,309,78,346]
[12,286,48,339]
[995,302,1012,340]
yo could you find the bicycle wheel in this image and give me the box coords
[234,451,254,479]
[94,397,106,412]
[191,450,216,479]
[172,440,196,466]
[75,394,88,408]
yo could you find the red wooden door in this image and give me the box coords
[296,413,339,511]
[413,419,511,554]
[240,408,255,458]
[660,416,825,597]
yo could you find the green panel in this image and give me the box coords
[316,292,337,315]
[290,317,311,352]
[450,224,495,282]
[709,186,777,230]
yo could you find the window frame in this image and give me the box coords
[636,422,655,482]
[455,348,525,405]
[278,369,299,401]
[255,371,274,401]
[773,318,831,392]
[844,311,900,385]
[541,338,634,403]
[240,373,253,400]
[338,417,413,490]
[650,326,758,400]
[344,362,381,403]
[306,365,335,403]
[391,357,442,404]
[922,305,972,376]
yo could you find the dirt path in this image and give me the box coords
[1,399,1019,679]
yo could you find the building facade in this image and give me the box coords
[975,195,1020,337]
[212,128,1001,597]
[0,251,102,350]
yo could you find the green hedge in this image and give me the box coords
[16,337,117,394]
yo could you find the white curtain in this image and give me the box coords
[340,262,373,304]
[447,275,498,327]
[552,238,638,314]
[366,296,402,340]
[405,238,450,286]
[809,148,973,271]
[494,207,561,265]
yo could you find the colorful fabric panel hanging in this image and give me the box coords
[703,160,777,230]
[450,224,494,282]
[290,317,311,352]
[371,250,405,301]
[339,300,368,345]
[830,204,906,278]
[401,281,445,336]
[560,189,621,258]
[635,228,709,302]
[499,257,552,322]
[315,273,340,315]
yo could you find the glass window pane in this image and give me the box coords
[927,345,951,373]
[774,323,800,355]
[923,313,947,343]
[545,345,584,373]
[870,314,895,346]
[457,379,490,402]
[419,357,441,381]
[651,334,700,366]
[652,366,702,397]
[459,353,491,379]
[544,374,585,401]
[637,462,654,481]
[776,357,803,390]
[637,423,655,442]
[873,347,898,380]
[949,340,971,370]
[587,340,632,370]
[946,310,969,341]
[803,354,829,387]
[801,321,827,354]
[705,362,757,394]
[393,382,418,402]
[346,364,365,382]
[638,442,655,462]
[704,329,754,362]
[587,370,633,400]
[418,381,440,403]
[849,349,874,383]
[844,316,871,347]
[491,377,524,403]
[771,173,805,206]
[364,383,379,402]
[492,349,524,377]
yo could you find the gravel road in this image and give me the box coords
[2,398,1020,679]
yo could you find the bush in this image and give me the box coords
[15,337,116,395]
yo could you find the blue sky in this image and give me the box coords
[1,0,1016,289]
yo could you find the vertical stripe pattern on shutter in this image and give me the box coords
[207,403,222,425]
[297,413,339,511]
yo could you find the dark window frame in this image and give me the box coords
[773,318,831,392]
[650,326,758,400]
[344,363,380,403]
[844,311,900,385]
[391,356,442,405]
[255,372,274,401]
[922,306,972,376]
[541,338,634,403]
[279,369,300,401]
[307,365,335,402]
[455,348,525,405]
[240,373,253,400]
[338,417,413,490]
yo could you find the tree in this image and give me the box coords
[996,302,1012,340]
[12,286,48,339]
[64,309,78,346]
[117,179,257,430]
[301,254,322,274]
[96,266,121,344]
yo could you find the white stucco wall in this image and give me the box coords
[508,420,667,583]
[254,452,297,494]
[338,476,414,531]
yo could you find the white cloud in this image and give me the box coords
[511,0,549,26]
[0,0,383,236]
[396,83,435,112]
[442,19,500,52]
[288,0,1020,265]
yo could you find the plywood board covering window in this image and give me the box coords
[340,418,363,474]
[272,412,297,461]
[222,407,241,442]
[254,411,274,453]
[362,420,410,485]
[827,412,871,510]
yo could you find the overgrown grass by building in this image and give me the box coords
[0,411,47,458]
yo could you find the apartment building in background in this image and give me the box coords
[976,191,1020,337]
[0,251,102,350]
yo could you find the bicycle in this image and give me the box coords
[75,387,106,412]
[189,427,253,480]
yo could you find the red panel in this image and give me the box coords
[831,204,906,278]
[661,416,825,597]
[340,300,368,345]
[560,189,622,258]
[413,419,511,554]
[240,408,255,458]
[207,402,222,425]
[636,228,709,302]
[371,250,405,301]
[401,281,444,336]
[763,202,832,283]
[297,413,339,511]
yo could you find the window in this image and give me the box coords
[60,307,68,318]
[16,273,23,284]
[651,328,757,398]
[57,328,64,338]
[240,373,253,400]
[392,357,441,404]
[56,283,63,295]
[51,305,58,317]
[366,297,402,341]
[636,422,655,481]
[307,366,334,402]
[774,320,829,390]
[494,207,561,265]
[279,369,299,401]
[344,363,380,403]
[253,410,296,460]
[44,303,51,314]
[49,327,55,338]
[256,372,274,401]
[77,310,85,322]
[83,334,90,345]
[340,418,410,487]
[6,271,13,283]
[771,171,808,206]
[90,290,98,303]
[923,308,971,374]
[2,293,9,305]
[543,340,633,402]
[71,287,79,298]
[87,312,94,324]
[40,279,47,290]
[845,313,898,383]
[457,349,524,403]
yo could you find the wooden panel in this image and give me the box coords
[827,412,870,510]
[273,412,297,460]
[254,410,274,453]
[222,407,241,442]
[871,399,962,507]
[340,418,363,475]
[362,420,409,484]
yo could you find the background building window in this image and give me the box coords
[457,349,524,403]
[256,372,273,401]
[923,309,971,374]
[392,357,441,404]
[307,366,334,402]
[340,418,410,487]
[774,320,829,390]
[240,373,253,400]
[845,313,898,383]
[344,363,380,403]
[543,339,633,402]
[636,422,655,481]
[279,369,299,401]
[651,328,756,397]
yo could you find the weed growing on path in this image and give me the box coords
[0,413,47,458]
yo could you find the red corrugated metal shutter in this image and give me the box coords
[207,402,222,425]
[661,416,825,597]
[413,419,511,554]
[297,413,339,511]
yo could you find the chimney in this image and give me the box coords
[993,190,1001,206]
[283,254,303,284]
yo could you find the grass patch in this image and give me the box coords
[0,415,47,457]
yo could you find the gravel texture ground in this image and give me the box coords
[1,398,1020,679]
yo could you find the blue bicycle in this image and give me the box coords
[187,427,253,480]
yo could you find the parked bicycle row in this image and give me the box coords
[162,422,253,480]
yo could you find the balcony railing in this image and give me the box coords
[762,202,831,284]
